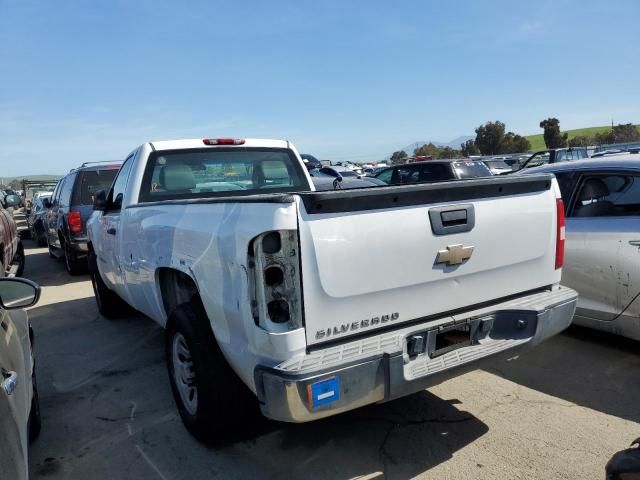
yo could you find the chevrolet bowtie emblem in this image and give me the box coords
[435,244,474,266]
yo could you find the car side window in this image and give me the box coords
[375,168,393,184]
[59,173,76,208]
[571,173,640,218]
[109,157,134,211]
[52,178,64,206]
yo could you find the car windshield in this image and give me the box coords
[141,148,308,201]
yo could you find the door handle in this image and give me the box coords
[106,227,116,235]
[629,241,640,247]
[1,371,18,396]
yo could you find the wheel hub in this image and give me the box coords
[172,333,198,415]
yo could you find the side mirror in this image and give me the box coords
[332,176,343,189]
[93,190,108,211]
[0,278,40,309]
[4,194,20,208]
[43,198,52,209]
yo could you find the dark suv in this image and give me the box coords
[374,159,492,185]
[45,162,121,274]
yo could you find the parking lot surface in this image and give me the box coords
[23,241,639,480]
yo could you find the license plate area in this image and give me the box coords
[406,319,486,359]
[432,324,472,357]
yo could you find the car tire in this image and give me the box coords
[166,300,261,444]
[28,370,42,443]
[47,236,56,259]
[88,249,126,319]
[11,241,25,277]
[63,239,85,275]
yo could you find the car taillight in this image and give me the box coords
[68,211,82,235]
[555,198,565,269]
[203,138,245,145]
[249,230,303,332]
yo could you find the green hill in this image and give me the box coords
[524,125,640,151]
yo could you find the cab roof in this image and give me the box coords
[149,138,291,151]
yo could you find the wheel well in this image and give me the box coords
[158,268,201,322]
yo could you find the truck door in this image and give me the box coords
[564,171,640,320]
[98,156,134,297]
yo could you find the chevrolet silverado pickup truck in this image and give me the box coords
[86,137,578,442]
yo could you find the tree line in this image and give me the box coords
[389,118,640,164]
[390,120,532,163]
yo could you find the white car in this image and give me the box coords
[526,152,640,340]
[87,137,577,442]
[0,277,42,480]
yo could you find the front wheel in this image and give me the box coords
[166,301,261,444]
[88,250,126,319]
[28,369,42,443]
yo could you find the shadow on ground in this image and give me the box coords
[22,240,89,287]
[28,295,489,480]
[485,325,640,424]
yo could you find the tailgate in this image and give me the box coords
[296,175,561,346]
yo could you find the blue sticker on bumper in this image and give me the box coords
[308,376,340,408]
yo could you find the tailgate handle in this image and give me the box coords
[429,204,475,235]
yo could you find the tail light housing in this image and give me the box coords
[68,211,83,235]
[555,198,565,269]
[249,230,303,332]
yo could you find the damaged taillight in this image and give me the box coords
[249,230,303,332]
[555,198,565,270]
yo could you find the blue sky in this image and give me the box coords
[1,0,639,176]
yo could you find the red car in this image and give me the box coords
[0,193,25,276]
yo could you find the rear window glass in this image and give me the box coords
[140,148,308,202]
[73,169,119,205]
[452,161,492,178]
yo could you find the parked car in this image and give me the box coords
[87,137,576,443]
[28,193,52,247]
[300,153,322,170]
[0,277,42,480]
[45,162,121,274]
[520,147,589,169]
[525,152,640,340]
[606,437,640,479]
[481,158,513,175]
[0,194,25,277]
[374,159,492,185]
[310,165,361,179]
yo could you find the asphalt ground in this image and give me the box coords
[22,240,639,480]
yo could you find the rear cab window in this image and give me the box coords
[72,168,120,206]
[140,148,308,202]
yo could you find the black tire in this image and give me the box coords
[63,239,85,275]
[47,236,56,259]
[28,369,42,443]
[166,300,261,444]
[37,234,47,247]
[88,249,126,319]
[12,241,25,277]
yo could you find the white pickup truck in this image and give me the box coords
[87,137,577,442]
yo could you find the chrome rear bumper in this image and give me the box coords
[254,286,577,422]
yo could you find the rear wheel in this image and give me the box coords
[166,300,261,444]
[47,235,56,259]
[88,249,126,319]
[10,241,25,277]
[63,239,85,275]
